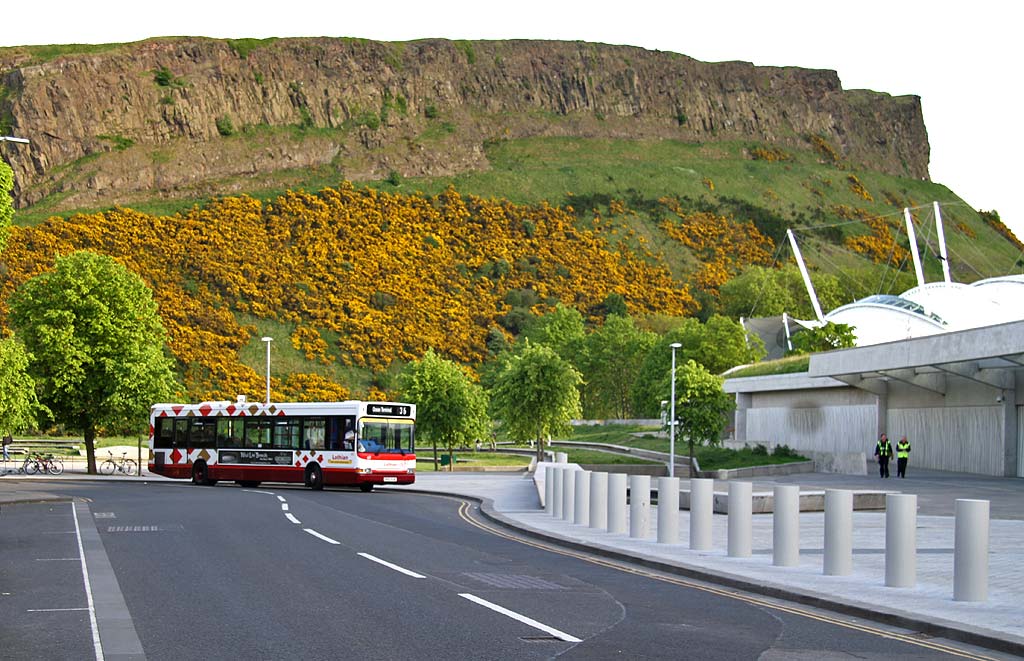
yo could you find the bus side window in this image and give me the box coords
[305,418,326,451]
[154,418,174,448]
[174,418,189,448]
[343,416,355,451]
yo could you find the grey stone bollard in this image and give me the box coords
[574,470,591,526]
[824,489,853,576]
[555,451,569,464]
[657,477,680,544]
[629,475,651,538]
[773,485,800,567]
[607,473,628,534]
[690,478,714,551]
[590,472,608,530]
[954,499,989,602]
[885,494,916,588]
[552,467,564,518]
[562,468,576,522]
[544,466,554,514]
[728,481,752,557]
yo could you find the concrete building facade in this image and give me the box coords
[724,320,1024,477]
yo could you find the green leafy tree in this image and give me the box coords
[0,159,13,253]
[8,251,178,473]
[398,349,490,471]
[0,338,45,439]
[580,314,656,418]
[720,265,846,320]
[521,303,586,367]
[631,315,763,417]
[490,341,582,462]
[788,322,857,355]
[671,360,735,477]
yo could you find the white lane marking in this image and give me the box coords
[357,553,426,579]
[72,502,105,661]
[281,503,289,512]
[285,513,301,525]
[29,607,90,612]
[303,529,341,545]
[243,489,277,496]
[276,496,286,503]
[458,593,582,643]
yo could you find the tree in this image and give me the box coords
[0,159,13,253]
[671,360,735,477]
[720,265,846,320]
[0,338,45,438]
[579,314,656,418]
[631,315,763,417]
[788,322,857,355]
[398,349,490,471]
[521,303,586,367]
[8,251,178,473]
[490,341,582,462]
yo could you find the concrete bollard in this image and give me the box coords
[728,481,752,557]
[574,470,591,526]
[629,475,651,539]
[954,499,989,602]
[544,466,554,514]
[824,489,853,576]
[690,478,714,551]
[657,477,680,544]
[590,472,608,530]
[885,493,916,588]
[552,467,564,518]
[562,468,576,522]
[773,485,800,567]
[607,473,628,534]
[555,452,568,464]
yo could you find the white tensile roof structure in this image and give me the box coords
[788,203,1024,347]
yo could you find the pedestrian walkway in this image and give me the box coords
[400,469,1024,655]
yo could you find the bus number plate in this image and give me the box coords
[383,477,398,482]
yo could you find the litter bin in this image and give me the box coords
[440,454,457,467]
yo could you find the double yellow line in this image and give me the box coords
[455,499,998,660]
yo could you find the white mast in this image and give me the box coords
[787,229,824,323]
[904,207,925,287]
[934,201,952,283]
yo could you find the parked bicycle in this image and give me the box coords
[22,453,64,476]
[100,451,138,476]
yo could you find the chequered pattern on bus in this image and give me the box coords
[155,403,325,467]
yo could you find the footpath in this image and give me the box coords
[3,462,1022,655]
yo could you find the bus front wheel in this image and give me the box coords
[306,464,324,491]
[359,483,374,493]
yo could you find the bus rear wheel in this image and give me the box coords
[306,464,324,491]
[192,462,216,486]
[237,480,260,488]
[359,483,374,493]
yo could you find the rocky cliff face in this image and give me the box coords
[0,37,929,209]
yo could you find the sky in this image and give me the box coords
[3,0,1022,239]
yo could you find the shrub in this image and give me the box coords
[424,104,439,119]
[216,115,235,137]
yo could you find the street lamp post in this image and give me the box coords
[669,342,682,478]
[261,336,273,404]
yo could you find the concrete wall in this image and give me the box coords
[730,374,1019,477]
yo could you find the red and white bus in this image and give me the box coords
[149,399,416,491]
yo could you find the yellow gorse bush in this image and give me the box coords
[0,184,699,400]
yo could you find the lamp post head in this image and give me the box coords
[0,136,30,144]
[670,342,682,349]
[261,336,273,343]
